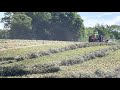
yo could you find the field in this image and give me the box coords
[0,39,120,78]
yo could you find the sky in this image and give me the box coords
[0,12,4,29]
[0,12,120,29]
[79,12,120,27]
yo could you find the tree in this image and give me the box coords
[0,30,9,39]
[84,27,94,41]
[25,12,52,40]
[109,25,120,39]
[50,12,84,41]
[95,24,111,40]
[10,13,32,39]
[1,12,13,30]
[1,12,85,41]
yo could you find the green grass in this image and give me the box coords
[61,49,120,74]
[0,39,84,57]
[22,49,120,78]
[0,39,119,78]
[0,39,82,48]
[0,44,69,57]
[2,45,111,67]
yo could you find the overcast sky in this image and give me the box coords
[0,12,120,29]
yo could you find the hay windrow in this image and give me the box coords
[60,45,120,66]
[0,42,116,62]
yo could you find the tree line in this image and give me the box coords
[0,12,84,41]
[84,24,120,41]
[0,12,120,41]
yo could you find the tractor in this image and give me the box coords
[89,34,103,42]
[88,30,104,42]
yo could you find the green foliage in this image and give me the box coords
[0,30,9,39]
[50,12,84,41]
[94,24,111,40]
[1,12,84,41]
[25,12,52,39]
[84,27,94,41]
[10,13,32,39]
[2,12,120,41]
[84,24,120,41]
[95,24,120,40]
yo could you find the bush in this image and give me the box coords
[0,65,28,76]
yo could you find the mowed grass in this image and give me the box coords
[22,49,120,78]
[61,49,120,74]
[0,39,83,57]
[0,44,69,57]
[0,39,120,78]
[3,45,111,67]
[0,39,82,49]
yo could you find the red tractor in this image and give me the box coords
[89,34,104,42]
